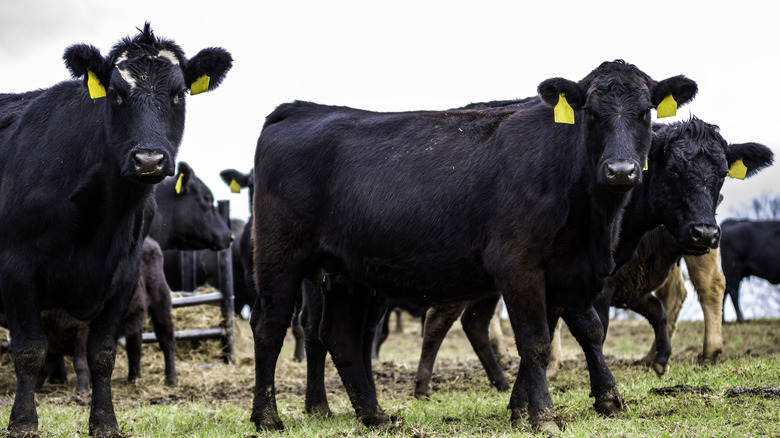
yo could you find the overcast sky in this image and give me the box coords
[1,0,778,222]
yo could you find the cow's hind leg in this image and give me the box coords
[3,286,47,436]
[319,282,389,428]
[300,279,331,417]
[628,294,670,376]
[563,307,624,415]
[250,269,301,431]
[460,295,510,392]
[414,302,465,399]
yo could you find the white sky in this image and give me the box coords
[1,0,778,222]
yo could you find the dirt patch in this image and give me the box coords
[1,315,779,414]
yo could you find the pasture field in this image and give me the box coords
[1,310,779,437]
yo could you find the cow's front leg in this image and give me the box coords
[300,279,332,417]
[86,284,135,437]
[3,284,47,436]
[562,306,624,415]
[501,274,559,433]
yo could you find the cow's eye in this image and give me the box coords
[108,89,124,105]
[172,90,186,105]
[638,108,651,122]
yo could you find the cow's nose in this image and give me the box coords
[134,150,166,176]
[690,224,720,248]
[604,160,639,186]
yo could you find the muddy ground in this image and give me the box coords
[1,310,779,413]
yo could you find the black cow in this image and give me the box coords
[594,121,773,374]
[250,60,697,432]
[0,24,231,437]
[719,219,780,323]
[150,161,234,251]
[220,168,305,360]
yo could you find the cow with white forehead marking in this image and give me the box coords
[0,23,231,437]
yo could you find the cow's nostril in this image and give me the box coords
[134,151,166,175]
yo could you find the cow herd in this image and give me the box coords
[0,24,777,437]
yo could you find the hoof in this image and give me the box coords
[413,391,430,401]
[358,411,391,428]
[535,420,561,435]
[495,380,511,392]
[251,415,284,432]
[305,403,332,418]
[594,399,623,416]
[652,361,667,377]
[89,427,124,438]
[165,376,178,388]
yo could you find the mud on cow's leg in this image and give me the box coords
[501,277,560,433]
[4,286,47,437]
[562,307,624,416]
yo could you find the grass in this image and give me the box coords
[1,317,779,437]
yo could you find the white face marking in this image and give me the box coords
[157,50,180,65]
[114,51,136,89]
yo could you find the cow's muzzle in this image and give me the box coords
[133,149,170,178]
[603,159,639,189]
[687,223,720,251]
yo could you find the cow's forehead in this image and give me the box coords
[113,50,183,89]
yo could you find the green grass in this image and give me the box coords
[2,319,779,437]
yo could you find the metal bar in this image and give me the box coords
[142,327,223,343]
[170,291,223,308]
[217,200,236,364]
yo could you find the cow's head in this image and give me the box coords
[63,23,232,184]
[648,118,773,254]
[220,168,254,209]
[538,60,698,192]
[150,162,234,251]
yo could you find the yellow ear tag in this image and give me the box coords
[190,74,210,95]
[554,93,575,124]
[727,158,748,180]
[175,173,184,194]
[229,179,241,193]
[657,94,677,118]
[643,159,648,171]
[87,69,106,99]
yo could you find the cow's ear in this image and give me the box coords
[726,142,774,179]
[184,47,233,95]
[651,75,698,111]
[174,162,193,195]
[220,169,251,193]
[63,44,110,99]
[537,78,585,109]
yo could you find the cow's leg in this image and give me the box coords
[319,282,389,427]
[125,329,143,384]
[501,272,559,433]
[724,275,746,323]
[147,293,178,388]
[547,320,562,379]
[371,308,390,359]
[627,294,670,376]
[488,301,510,369]
[73,324,91,394]
[686,250,725,363]
[460,295,510,392]
[2,283,47,436]
[414,302,466,399]
[562,306,624,415]
[301,279,331,417]
[641,264,684,365]
[250,269,301,431]
[86,281,136,438]
[291,291,305,362]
